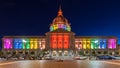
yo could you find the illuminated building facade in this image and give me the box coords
[2,7,120,59]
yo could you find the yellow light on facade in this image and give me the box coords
[86,39,91,49]
[82,39,86,49]
[53,25,57,30]
[30,39,34,49]
[34,40,38,49]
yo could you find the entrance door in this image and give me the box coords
[64,51,68,56]
[58,50,62,56]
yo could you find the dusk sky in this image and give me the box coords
[0,0,120,48]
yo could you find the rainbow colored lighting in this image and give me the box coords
[75,38,108,49]
[91,39,99,49]
[4,38,13,49]
[99,39,106,49]
[50,24,71,31]
[63,35,69,49]
[82,39,86,49]
[86,39,91,49]
[51,35,57,49]
[75,39,82,49]
[14,39,22,49]
[39,39,45,49]
[50,33,69,49]
[9,38,45,50]
[3,37,117,50]
[26,39,30,49]
[108,39,116,49]
[22,39,30,49]
[30,39,38,49]
[58,35,63,49]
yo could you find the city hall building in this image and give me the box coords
[2,7,120,59]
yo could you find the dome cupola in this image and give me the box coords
[50,6,71,32]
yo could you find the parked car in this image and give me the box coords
[73,56,80,60]
[97,55,115,60]
[10,57,18,60]
[0,57,7,61]
[79,56,88,60]
[110,56,120,60]
[19,57,24,60]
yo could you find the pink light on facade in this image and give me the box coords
[3,38,13,49]
[108,39,116,49]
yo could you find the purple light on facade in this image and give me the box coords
[108,39,116,49]
[3,38,13,49]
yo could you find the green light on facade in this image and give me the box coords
[94,39,99,49]
[91,40,94,49]
[26,39,30,49]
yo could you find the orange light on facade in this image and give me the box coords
[58,35,63,49]
[51,35,57,49]
[75,39,82,49]
[64,35,69,49]
[75,40,78,49]
[50,33,69,49]
[38,39,45,49]
[78,39,82,49]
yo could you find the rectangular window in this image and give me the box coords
[100,39,106,49]
[14,39,23,49]
[75,39,82,49]
[58,35,63,49]
[108,39,116,49]
[51,35,57,49]
[3,38,13,49]
[82,39,86,49]
[63,35,69,49]
[86,39,91,49]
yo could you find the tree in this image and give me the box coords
[109,52,112,55]
[0,51,3,57]
[19,52,23,54]
[7,52,11,54]
[104,51,108,55]
[31,51,35,55]
[79,51,84,56]
[25,52,28,55]
[12,51,16,57]
[98,51,101,55]
[92,51,95,56]
[115,52,119,55]
[39,51,46,57]
[86,51,88,54]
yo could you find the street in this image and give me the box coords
[0,60,120,68]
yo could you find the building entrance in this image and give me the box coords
[51,50,72,60]
[58,50,62,56]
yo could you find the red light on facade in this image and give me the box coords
[58,35,63,49]
[51,35,57,49]
[50,34,69,49]
[64,35,69,49]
